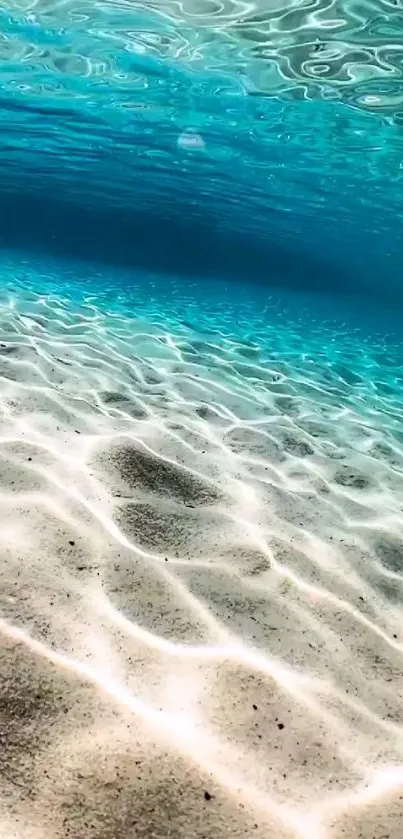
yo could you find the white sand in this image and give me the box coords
[0,269,402,838]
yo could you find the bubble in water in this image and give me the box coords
[177,131,205,151]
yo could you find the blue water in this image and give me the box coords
[1,5,403,838]
[1,2,402,301]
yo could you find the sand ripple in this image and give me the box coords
[0,258,402,838]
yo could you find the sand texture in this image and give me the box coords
[0,265,402,839]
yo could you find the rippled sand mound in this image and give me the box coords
[0,260,402,839]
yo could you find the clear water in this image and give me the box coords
[2,0,403,296]
[1,3,403,839]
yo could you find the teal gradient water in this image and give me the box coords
[1,0,402,298]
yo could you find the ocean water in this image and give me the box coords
[1,3,403,839]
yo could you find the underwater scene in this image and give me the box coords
[0,1,402,838]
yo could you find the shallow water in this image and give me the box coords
[1,3,403,839]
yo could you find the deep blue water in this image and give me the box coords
[1,1,402,302]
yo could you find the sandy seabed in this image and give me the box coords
[0,260,402,839]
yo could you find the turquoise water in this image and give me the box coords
[1,5,403,839]
[1,1,402,299]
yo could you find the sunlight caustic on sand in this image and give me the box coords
[0,256,402,838]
